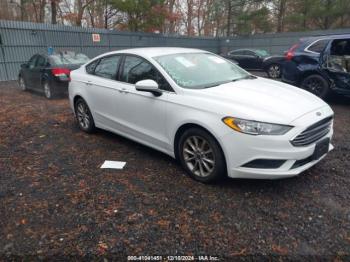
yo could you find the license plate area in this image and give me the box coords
[312,138,330,160]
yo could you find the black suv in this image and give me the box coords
[282,34,350,99]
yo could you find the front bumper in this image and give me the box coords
[219,107,334,179]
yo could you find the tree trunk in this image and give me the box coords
[276,0,286,32]
[51,0,57,24]
[226,0,231,36]
[168,0,176,34]
[186,0,194,36]
[76,0,84,26]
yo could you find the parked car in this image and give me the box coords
[225,49,285,78]
[282,34,350,99]
[69,47,333,183]
[19,51,90,99]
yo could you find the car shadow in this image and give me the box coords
[89,127,314,192]
[327,93,350,105]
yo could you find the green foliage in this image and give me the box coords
[236,6,272,34]
[110,0,167,31]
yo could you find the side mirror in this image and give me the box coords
[21,63,28,69]
[135,79,162,96]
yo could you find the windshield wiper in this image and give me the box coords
[202,75,257,89]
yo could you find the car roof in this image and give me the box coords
[95,47,207,59]
[300,34,350,43]
[230,48,262,52]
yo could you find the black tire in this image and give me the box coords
[177,127,226,183]
[301,74,330,99]
[43,80,54,99]
[74,98,95,133]
[18,76,27,91]
[266,64,281,79]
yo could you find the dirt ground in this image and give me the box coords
[0,80,350,261]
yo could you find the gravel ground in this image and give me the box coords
[0,80,350,261]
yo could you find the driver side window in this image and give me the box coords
[121,55,173,92]
[28,55,37,69]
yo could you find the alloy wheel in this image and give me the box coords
[76,102,91,130]
[19,77,26,90]
[182,135,215,177]
[268,65,281,78]
[44,82,51,99]
[304,78,324,96]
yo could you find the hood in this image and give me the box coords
[192,77,329,124]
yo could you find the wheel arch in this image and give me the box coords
[40,73,51,85]
[173,123,227,168]
[73,94,86,107]
[300,70,331,86]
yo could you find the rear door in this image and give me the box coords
[83,55,123,128]
[320,39,350,94]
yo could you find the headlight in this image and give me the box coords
[222,117,293,135]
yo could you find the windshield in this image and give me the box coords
[255,50,270,57]
[153,53,250,89]
[50,51,90,65]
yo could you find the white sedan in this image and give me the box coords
[69,48,334,183]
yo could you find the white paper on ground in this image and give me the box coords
[100,160,126,169]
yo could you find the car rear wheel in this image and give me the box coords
[19,76,26,91]
[178,128,226,183]
[74,98,95,133]
[301,74,330,99]
[43,81,53,99]
[267,64,281,79]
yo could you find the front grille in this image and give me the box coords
[291,116,333,147]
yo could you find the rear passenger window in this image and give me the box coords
[35,56,46,67]
[92,55,121,79]
[307,39,329,53]
[86,60,99,74]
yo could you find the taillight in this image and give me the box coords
[285,43,299,61]
[52,68,71,79]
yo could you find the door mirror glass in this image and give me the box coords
[135,79,162,96]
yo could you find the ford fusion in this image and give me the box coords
[69,48,334,183]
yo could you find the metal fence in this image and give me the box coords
[1,19,350,81]
[0,20,218,81]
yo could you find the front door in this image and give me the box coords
[243,51,260,70]
[22,55,38,89]
[31,55,47,91]
[113,55,171,151]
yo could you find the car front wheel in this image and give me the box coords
[301,74,330,99]
[19,76,27,91]
[266,64,281,79]
[178,128,226,183]
[74,98,95,133]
